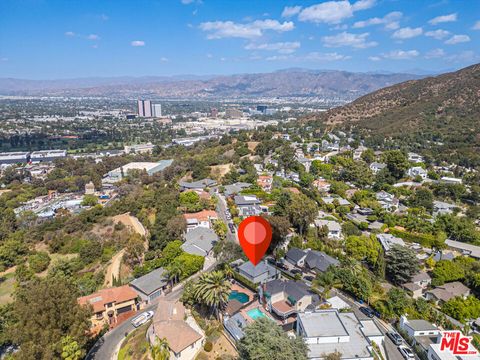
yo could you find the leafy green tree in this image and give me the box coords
[238,318,308,360]
[169,253,204,279]
[81,194,97,207]
[212,219,228,241]
[179,191,202,212]
[124,233,145,268]
[10,277,91,360]
[150,337,170,360]
[410,188,434,212]
[361,149,375,164]
[386,245,419,284]
[193,271,231,318]
[165,215,187,240]
[61,335,83,360]
[286,193,318,235]
[442,296,480,323]
[431,260,465,286]
[383,150,409,179]
[28,251,51,273]
[345,235,380,267]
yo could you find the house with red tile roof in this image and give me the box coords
[182,209,218,232]
[78,285,139,329]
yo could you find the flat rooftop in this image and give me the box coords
[299,311,348,338]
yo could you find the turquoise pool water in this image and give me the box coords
[229,290,249,304]
[247,308,267,320]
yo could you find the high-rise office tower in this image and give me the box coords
[137,100,153,117]
[152,104,162,117]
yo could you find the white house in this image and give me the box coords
[370,162,387,174]
[407,166,428,180]
[313,219,343,240]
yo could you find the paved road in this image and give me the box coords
[215,192,238,244]
[85,281,187,360]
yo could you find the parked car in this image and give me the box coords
[387,332,403,346]
[131,311,154,328]
[359,306,375,318]
[228,223,236,233]
[266,257,276,265]
[290,269,302,275]
[303,275,314,282]
[398,346,415,360]
[276,262,288,270]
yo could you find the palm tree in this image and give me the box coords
[313,270,339,299]
[166,265,182,289]
[223,264,235,279]
[193,270,231,319]
[150,337,170,360]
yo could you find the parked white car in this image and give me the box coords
[131,311,154,328]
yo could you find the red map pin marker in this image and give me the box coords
[238,216,272,266]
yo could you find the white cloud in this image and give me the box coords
[131,40,145,46]
[181,0,195,4]
[368,56,381,61]
[445,50,478,63]
[298,0,375,24]
[353,11,402,30]
[265,52,351,62]
[0,57,8,62]
[281,6,302,18]
[425,48,445,58]
[428,13,457,25]
[160,57,169,62]
[91,44,98,49]
[445,34,470,45]
[304,52,351,61]
[392,27,423,39]
[382,49,419,59]
[322,32,377,48]
[99,14,109,21]
[473,21,480,30]
[245,41,301,54]
[425,29,450,40]
[65,31,76,37]
[206,53,213,58]
[199,19,294,39]
[87,34,100,40]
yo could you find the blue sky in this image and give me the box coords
[1,0,479,79]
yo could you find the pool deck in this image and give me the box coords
[230,283,255,301]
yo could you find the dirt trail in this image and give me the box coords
[104,249,126,287]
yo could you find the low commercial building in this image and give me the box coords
[30,149,67,163]
[0,151,29,165]
[296,309,382,360]
[124,143,155,154]
[78,285,138,329]
[130,267,169,304]
[103,160,173,184]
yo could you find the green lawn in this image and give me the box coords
[0,273,15,305]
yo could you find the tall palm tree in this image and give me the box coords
[193,270,231,319]
[166,265,182,289]
[223,264,235,279]
[150,337,170,360]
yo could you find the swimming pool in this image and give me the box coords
[246,308,267,320]
[229,290,249,304]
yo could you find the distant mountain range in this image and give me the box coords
[0,69,423,102]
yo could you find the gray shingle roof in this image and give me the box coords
[182,227,218,256]
[130,267,168,295]
[304,250,340,272]
[265,279,311,301]
[179,178,216,189]
[238,261,276,278]
[286,247,307,263]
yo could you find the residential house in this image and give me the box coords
[313,219,343,240]
[262,279,317,320]
[377,233,405,252]
[237,260,278,284]
[257,175,273,192]
[181,227,218,257]
[224,182,251,197]
[425,282,470,305]
[321,196,351,206]
[444,239,480,260]
[400,316,440,343]
[370,162,387,174]
[408,152,424,164]
[149,299,204,360]
[407,166,428,180]
[353,146,367,161]
[234,195,263,217]
[183,210,218,232]
[297,309,382,360]
[130,267,168,304]
[433,201,458,217]
[313,179,331,192]
[178,178,217,192]
[78,285,139,329]
[376,190,399,212]
[297,157,312,173]
[402,282,424,299]
[304,250,340,273]
[432,250,455,262]
[440,177,462,185]
[285,247,308,267]
[403,271,432,298]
